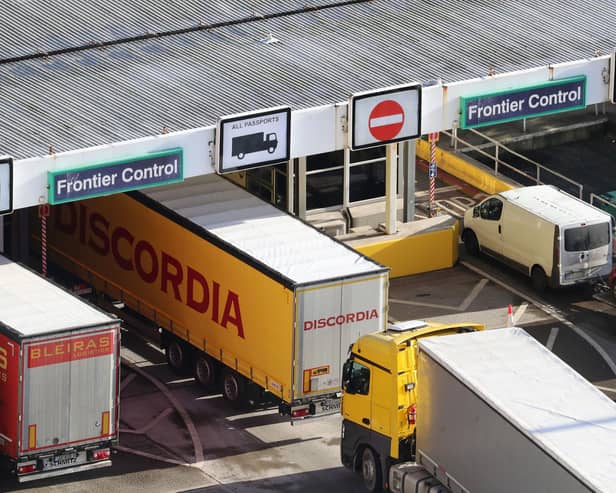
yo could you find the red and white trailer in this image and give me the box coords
[0,254,120,482]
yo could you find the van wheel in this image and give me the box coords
[531,266,547,293]
[166,340,190,374]
[361,447,382,492]
[222,370,247,408]
[193,354,218,390]
[463,230,480,256]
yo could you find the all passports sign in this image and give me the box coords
[460,76,586,129]
[48,148,183,204]
[216,106,291,174]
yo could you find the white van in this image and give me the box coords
[462,185,613,291]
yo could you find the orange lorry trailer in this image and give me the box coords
[42,174,389,419]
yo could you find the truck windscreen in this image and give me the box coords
[564,223,610,251]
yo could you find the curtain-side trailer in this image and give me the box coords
[42,174,388,418]
[0,255,120,482]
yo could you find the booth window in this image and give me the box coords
[306,151,343,210]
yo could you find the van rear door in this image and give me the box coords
[560,221,612,285]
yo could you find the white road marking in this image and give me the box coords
[122,357,204,462]
[546,327,560,351]
[120,407,175,434]
[461,260,616,376]
[114,445,188,466]
[513,302,528,324]
[459,278,489,311]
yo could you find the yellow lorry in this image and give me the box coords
[341,321,616,493]
[40,174,389,419]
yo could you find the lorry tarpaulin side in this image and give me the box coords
[417,328,616,493]
[42,174,388,411]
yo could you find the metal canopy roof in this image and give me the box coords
[1,0,615,159]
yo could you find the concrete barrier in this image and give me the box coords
[345,215,460,279]
[417,139,516,195]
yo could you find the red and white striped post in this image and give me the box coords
[428,132,439,217]
[38,204,50,277]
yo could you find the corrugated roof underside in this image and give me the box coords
[1,0,615,159]
[0,257,114,337]
[143,175,382,284]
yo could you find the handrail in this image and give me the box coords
[590,192,616,217]
[441,127,584,199]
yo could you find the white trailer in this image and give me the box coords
[0,255,121,482]
[397,328,616,493]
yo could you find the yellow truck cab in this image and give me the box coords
[340,320,484,492]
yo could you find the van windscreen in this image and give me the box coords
[564,223,610,251]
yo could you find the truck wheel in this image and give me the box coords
[463,230,480,256]
[194,354,218,390]
[166,340,190,374]
[361,447,382,492]
[268,146,275,153]
[531,266,547,293]
[222,369,247,408]
[237,152,245,160]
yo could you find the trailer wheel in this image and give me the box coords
[531,266,547,293]
[463,230,480,256]
[361,447,382,492]
[237,152,245,160]
[194,353,218,390]
[222,369,247,408]
[166,340,190,374]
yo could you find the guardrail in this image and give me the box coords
[442,127,584,199]
[590,193,616,219]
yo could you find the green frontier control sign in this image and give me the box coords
[460,76,586,129]
[48,148,183,204]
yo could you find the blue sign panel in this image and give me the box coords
[49,148,183,204]
[429,162,437,178]
[460,76,586,129]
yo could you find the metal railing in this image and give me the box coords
[590,192,616,219]
[441,127,584,199]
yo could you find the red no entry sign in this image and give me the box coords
[369,100,405,141]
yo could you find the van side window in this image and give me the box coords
[479,198,503,221]
[345,361,371,395]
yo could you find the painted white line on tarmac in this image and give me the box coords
[459,278,489,311]
[122,358,204,462]
[120,407,175,434]
[513,303,528,324]
[460,260,616,376]
[546,327,560,351]
[114,445,188,466]
[389,298,459,311]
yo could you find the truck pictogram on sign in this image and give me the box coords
[231,132,278,160]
